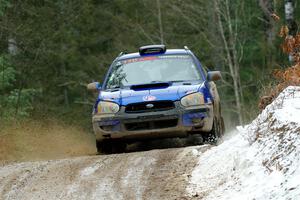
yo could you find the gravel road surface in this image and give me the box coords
[0,145,210,200]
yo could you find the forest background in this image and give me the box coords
[1,0,299,130]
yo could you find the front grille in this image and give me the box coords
[125,119,178,131]
[125,101,175,113]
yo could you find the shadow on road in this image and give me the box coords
[125,136,203,153]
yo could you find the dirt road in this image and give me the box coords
[0,145,210,200]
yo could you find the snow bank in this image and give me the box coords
[187,86,300,199]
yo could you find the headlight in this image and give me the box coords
[97,101,120,114]
[180,93,205,107]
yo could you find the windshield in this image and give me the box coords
[105,54,202,89]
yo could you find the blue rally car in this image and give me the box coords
[87,45,224,153]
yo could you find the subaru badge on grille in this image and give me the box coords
[146,104,154,109]
[143,95,156,101]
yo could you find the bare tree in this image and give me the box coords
[285,0,297,36]
[168,0,244,125]
[258,0,278,72]
[214,0,243,125]
[285,0,298,62]
[156,0,164,44]
[259,0,275,46]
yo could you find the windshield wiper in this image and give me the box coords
[151,80,171,84]
[151,80,193,85]
[112,85,121,89]
[170,80,188,83]
[107,85,122,91]
[170,80,194,85]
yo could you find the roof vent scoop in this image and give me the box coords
[139,45,166,55]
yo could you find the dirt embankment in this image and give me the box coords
[0,120,96,163]
[0,145,210,200]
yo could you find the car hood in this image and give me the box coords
[99,82,205,106]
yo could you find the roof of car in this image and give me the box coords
[117,49,190,60]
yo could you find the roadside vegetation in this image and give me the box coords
[260,23,300,109]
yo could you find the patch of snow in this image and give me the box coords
[80,165,100,177]
[191,149,199,156]
[187,86,300,200]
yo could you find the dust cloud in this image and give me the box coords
[0,120,96,163]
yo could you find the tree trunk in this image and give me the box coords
[285,0,297,62]
[214,0,243,125]
[8,37,17,55]
[259,0,275,69]
[62,66,69,108]
[156,0,164,44]
[285,0,297,36]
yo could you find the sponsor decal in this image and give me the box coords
[121,55,190,64]
[158,55,190,59]
[143,95,156,101]
[122,56,157,64]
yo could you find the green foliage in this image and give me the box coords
[0,0,10,16]
[4,88,40,118]
[0,56,15,90]
[0,55,39,121]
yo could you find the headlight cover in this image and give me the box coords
[180,92,205,107]
[97,101,120,114]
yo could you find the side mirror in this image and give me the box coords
[87,82,101,92]
[207,71,222,82]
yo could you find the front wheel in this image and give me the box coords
[96,140,126,154]
[185,134,204,146]
[202,117,223,144]
[96,140,112,154]
[220,116,225,136]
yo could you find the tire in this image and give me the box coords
[96,140,126,154]
[185,134,204,146]
[96,140,113,154]
[202,117,221,145]
[220,116,225,136]
[112,141,126,153]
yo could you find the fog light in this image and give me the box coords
[192,118,202,124]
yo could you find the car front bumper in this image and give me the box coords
[92,102,214,141]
